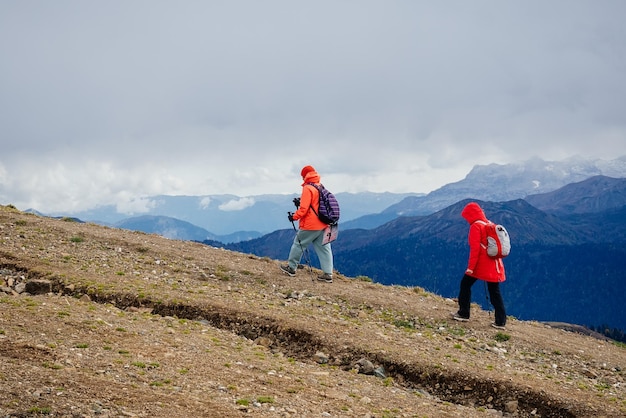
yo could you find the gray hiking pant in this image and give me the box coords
[287,229,333,275]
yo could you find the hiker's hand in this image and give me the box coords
[292,197,301,208]
[288,213,295,222]
[465,269,473,275]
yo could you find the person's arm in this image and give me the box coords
[292,185,314,220]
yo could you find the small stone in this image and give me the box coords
[505,400,518,413]
[14,282,27,294]
[373,366,386,379]
[356,358,375,375]
[255,337,272,348]
[314,351,329,364]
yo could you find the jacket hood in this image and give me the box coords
[302,170,321,185]
[461,202,487,224]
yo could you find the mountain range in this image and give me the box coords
[344,155,626,229]
[48,156,626,240]
[49,192,421,241]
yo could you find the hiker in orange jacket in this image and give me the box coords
[280,165,334,283]
[289,166,328,231]
[453,202,507,329]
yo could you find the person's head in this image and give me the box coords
[461,202,486,224]
[300,165,315,179]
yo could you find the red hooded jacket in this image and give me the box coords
[291,169,327,231]
[461,202,506,283]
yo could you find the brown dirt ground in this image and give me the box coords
[0,205,624,417]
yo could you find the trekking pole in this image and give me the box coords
[288,211,314,281]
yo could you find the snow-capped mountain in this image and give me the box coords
[383,155,626,217]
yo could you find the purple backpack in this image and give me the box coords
[307,183,340,225]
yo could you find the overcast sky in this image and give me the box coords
[1,1,625,214]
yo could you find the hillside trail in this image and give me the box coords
[0,205,624,417]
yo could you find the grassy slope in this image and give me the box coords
[0,205,624,417]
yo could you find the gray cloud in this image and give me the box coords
[1,1,625,213]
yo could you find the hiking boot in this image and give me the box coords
[280,264,296,277]
[491,323,506,330]
[317,273,333,283]
[451,312,469,322]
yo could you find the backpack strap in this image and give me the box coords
[304,183,320,216]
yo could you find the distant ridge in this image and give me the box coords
[525,175,626,214]
[115,215,215,242]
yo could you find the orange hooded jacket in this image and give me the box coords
[291,169,328,231]
[461,202,506,283]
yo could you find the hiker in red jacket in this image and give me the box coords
[280,165,334,283]
[453,201,507,329]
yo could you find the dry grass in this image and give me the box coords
[0,205,624,417]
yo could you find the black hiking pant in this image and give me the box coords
[457,274,507,326]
